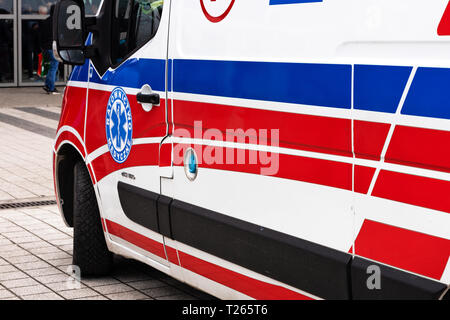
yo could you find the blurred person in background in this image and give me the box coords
[38,4,59,94]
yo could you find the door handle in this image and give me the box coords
[137,92,160,105]
[137,84,159,112]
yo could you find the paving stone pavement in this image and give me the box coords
[0,106,58,201]
[0,205,215,300]
[0,98,215,300]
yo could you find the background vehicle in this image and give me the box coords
[53,0,450,300]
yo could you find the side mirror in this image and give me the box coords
[53,0,86,65]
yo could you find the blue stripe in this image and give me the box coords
[68,60,89,82]
[174,60,352,109]
[354,65,412,114]
[89,58,166,92]
[168,59,173,92]
[269,0,323,4]
[402,67,450,120]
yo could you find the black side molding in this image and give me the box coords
[170,199,352,300]
[118,181,160,233]
[118,182,173,238]
[351,256,448,300]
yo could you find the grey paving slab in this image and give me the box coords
[1,277,39,289]
[19,241,53,250]
[0,271,28,281]
[81,277,121,287]
[10,284,51,296]
[36,251,71,261]
[0,248,30,258]
[142,286,184,298]
[127,279,166,290]
[47,257,73,267]
[0,265,18,273]
[106,291,150,300]
[58,288,99,300]
[14,260,52,271]
[6,254,40,264]
[156,294,197,300]
[113,272,152,283]
[35,273,75,284]
[26,267,63,277]
[0,238,12,246]
[29,246,65,255]
[22,292,64,300]
[74,295,109,300]
[0,87,63,109]
[46,281,86,292]
[0,288,16,299]
[91,283,135,295]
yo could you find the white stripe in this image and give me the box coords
[55,140,85,160]
[133,137,165,145]
[86,145,108,164]
[170,136,450,182]
[67,80,165,97]
[85,137,165,164]
[440,257,450,285]
[54,126,85,153]
[368,67,418,195]
[66,80,88,89]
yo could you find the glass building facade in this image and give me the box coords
[0,0,100,87]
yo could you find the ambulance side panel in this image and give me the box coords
[162,0,450,300]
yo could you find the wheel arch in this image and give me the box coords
[55,142,86,227]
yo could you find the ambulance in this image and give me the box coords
[52,0,450,300]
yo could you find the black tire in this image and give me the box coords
[72,161,113,276]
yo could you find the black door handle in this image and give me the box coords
[137,92,160,105]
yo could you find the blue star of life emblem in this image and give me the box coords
[105,87,133,164]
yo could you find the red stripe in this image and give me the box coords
[101,217,107,232]
[85,89,166,153]
[105,219,166,259]
[174,143,352,191]
[165,246,180,266]
[173,99,352,157]
[355,165,376,194]
[355,220,450,280]
[386,125,450,174]
[373,170,450,214]
[91,143,159,182]
[438,1,450,36]
[159,142,172,167]
[58,85,86,138]
[178,251,314,300]
[354,120,391,161]
[104,219,313,299]
[54,131,86,158]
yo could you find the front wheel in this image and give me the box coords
[72,161,113,276]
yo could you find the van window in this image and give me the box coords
[111,0,164,66]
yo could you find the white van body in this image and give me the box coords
[54,0,450,299]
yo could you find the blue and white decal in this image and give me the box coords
[106,87,133,164]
